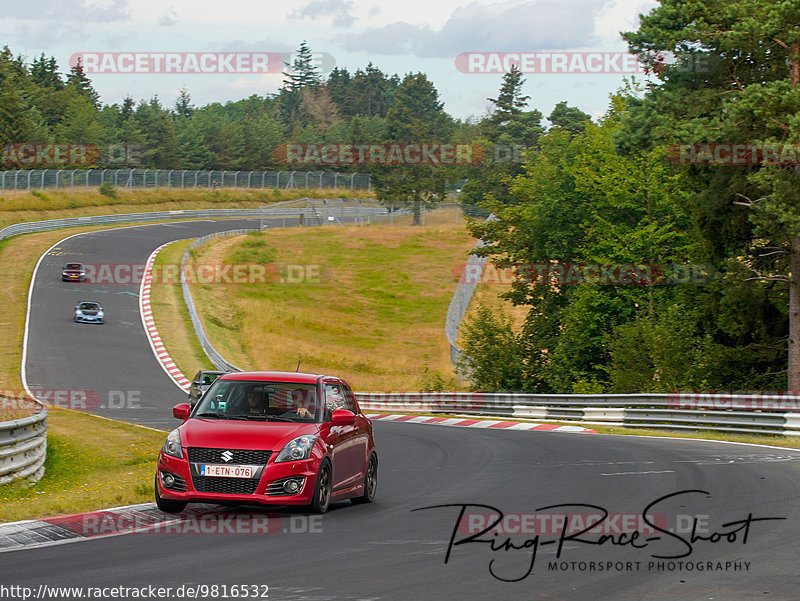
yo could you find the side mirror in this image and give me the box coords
[192,381,201,387]
[173,403,191,420]
[331,408,355,426]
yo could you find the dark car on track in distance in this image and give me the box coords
[155,371,378,514]
[62,263,86,282]
[188,370,226,406]
[74,301,104,324]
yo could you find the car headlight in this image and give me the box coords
[275,435,318,462]
[97,311,104,318]
[162,428,183,459]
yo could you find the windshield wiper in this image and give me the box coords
[196,412,248,420]
[246,415,296,422]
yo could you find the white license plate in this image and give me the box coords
[200,464,254,478]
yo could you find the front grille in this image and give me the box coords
[188,448,272,465]
[192,476,260,495]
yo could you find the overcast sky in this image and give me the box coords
[0,0,660,121]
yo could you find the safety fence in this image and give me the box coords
[445,216,495,367]
[0,401,47,485]
[355,392,800,437]
[181,230,250,374]
[0,169,371,191]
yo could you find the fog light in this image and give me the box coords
[283,478,301,494]
[162,472,175,488]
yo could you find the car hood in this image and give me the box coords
[179,418,320,452]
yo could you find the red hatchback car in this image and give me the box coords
[155,371,378,514]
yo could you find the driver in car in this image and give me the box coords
[247,389,268,414]
[291,388,315,418]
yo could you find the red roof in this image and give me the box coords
[217,371,330,384]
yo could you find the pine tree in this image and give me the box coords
[174,88,195,118]
[0,78,34,144]
[282,41,320,92]
[372,73,453,225]
[30,54,64,90]
[487,65,530,130]
[548,101,591,137]
[66,59,100,108]
[278,41,321,125]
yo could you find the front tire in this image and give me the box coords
[309,462,332,513]
[351,454,377,504]
[154,476,187,513]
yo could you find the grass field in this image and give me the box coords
[186,208,475,391]
[0,409,164,522]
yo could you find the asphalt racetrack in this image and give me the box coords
[12,218,800,600]
[25,218,271,429]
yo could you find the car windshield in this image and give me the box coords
[193,380,319,423]
[66,263,82,269]
[202,373,221,385]
[79,302,99,311]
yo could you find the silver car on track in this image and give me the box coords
[74,301,104,324]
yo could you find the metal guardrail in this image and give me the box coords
[445,215,495,367]
[355,392,800,437]
[181,230,251,373]
[0,402,48,485]
[0,169,372,191]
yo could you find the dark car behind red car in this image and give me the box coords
[62,262,86,282]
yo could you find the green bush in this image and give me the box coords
[99,181,118,198]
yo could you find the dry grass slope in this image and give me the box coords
[188,209,476,390]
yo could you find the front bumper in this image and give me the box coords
[156,452,319,506]
[75,315,103,323]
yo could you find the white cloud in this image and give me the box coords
[158,7,179,26]
[343,0,606,58]
[290,0,357,28]
[1,0,130,21]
